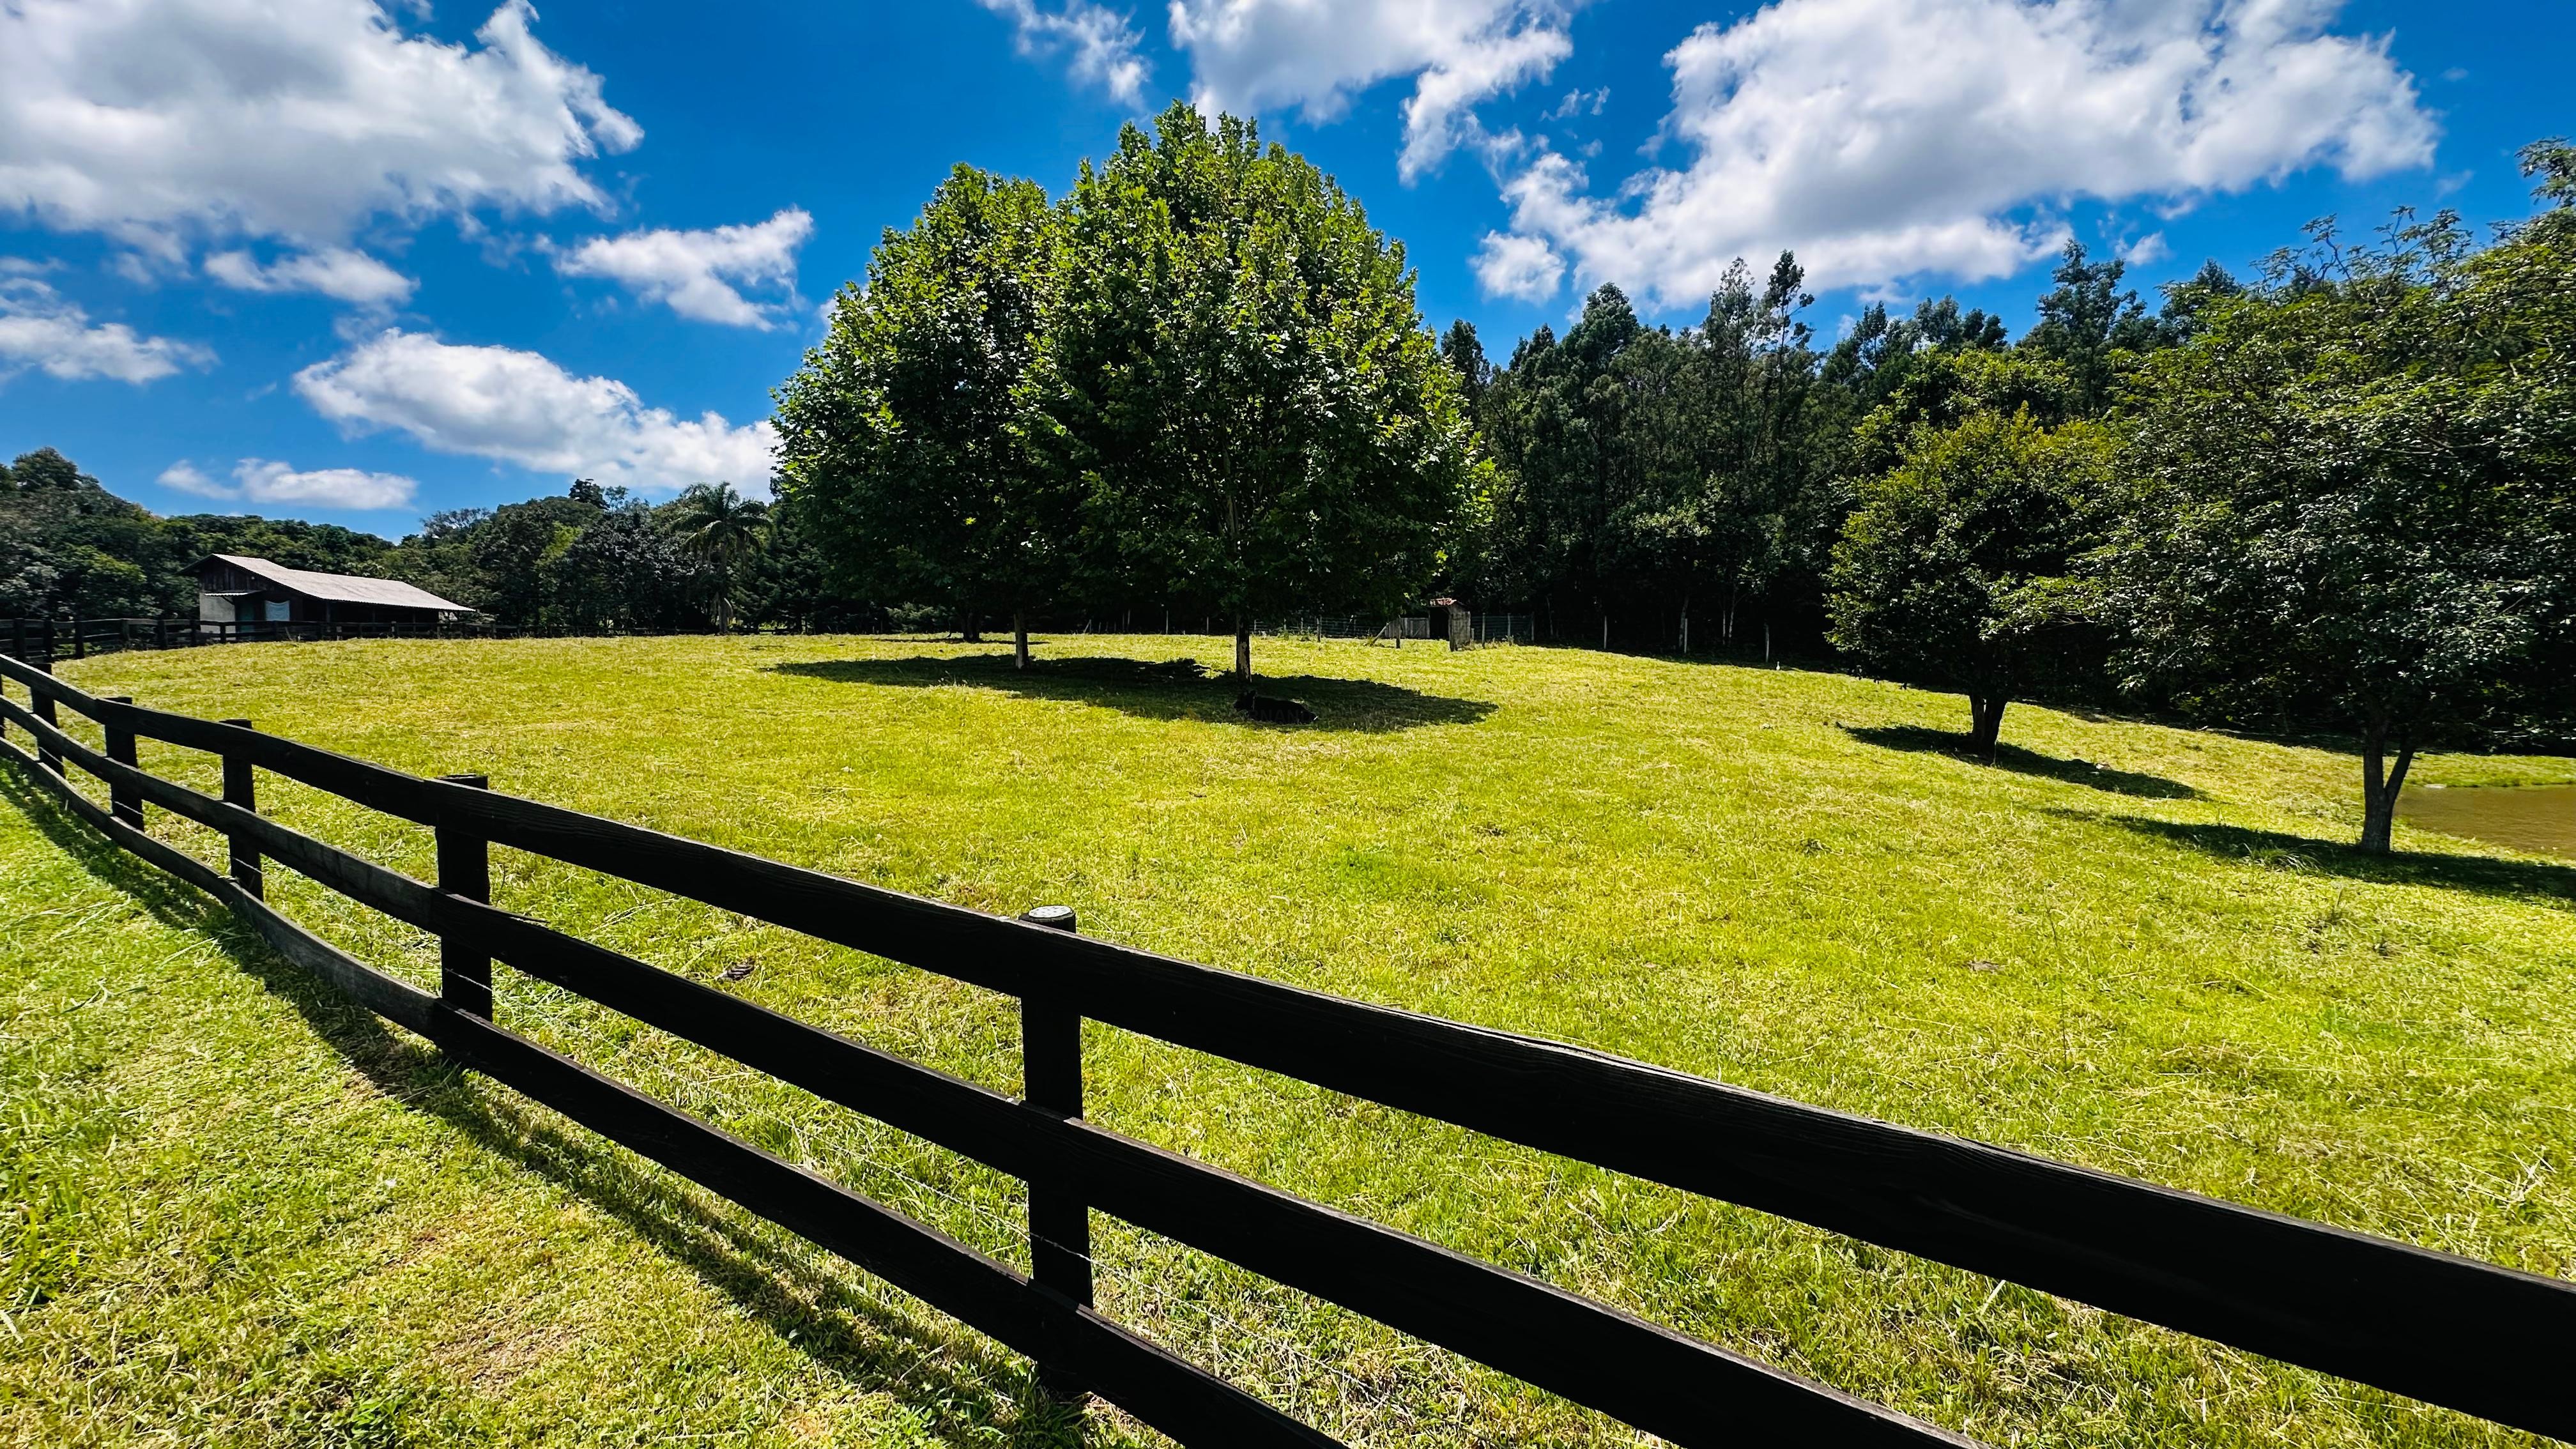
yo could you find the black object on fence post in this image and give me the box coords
[1018,902,1092,1401]
[102,696,142,829]
[436,773,494,1019]
[219,719,263,900]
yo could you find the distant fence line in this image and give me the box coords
[3,650,2570,1444]
[3,616,746,661]
[8,613,1537,664]
[1251,614,1532,644]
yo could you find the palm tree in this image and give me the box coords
[668,482,770,632]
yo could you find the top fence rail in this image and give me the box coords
[0,645,2567,1446]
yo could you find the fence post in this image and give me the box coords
[219,719,263,899]
[32,682,60,773]
[435,773,494,1018]
[1018,903,1092,1400]
[102,696,142,829]
[71,616,84,660]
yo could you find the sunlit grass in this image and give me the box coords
[5,632,2571,1447]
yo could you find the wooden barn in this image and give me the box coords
[193,554,471,627]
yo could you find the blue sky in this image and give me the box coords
[1,0,2567,536]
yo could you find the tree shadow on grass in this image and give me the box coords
[0,767,1105,1449]
[2073,810,2576,902]
[772,652,1494,733]
[1843,723,2202,800]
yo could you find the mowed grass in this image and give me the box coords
[6,632,2573,1448]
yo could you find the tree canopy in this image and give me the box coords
[2097,197,2576,850]
[1829,410,2112,758]
[1046,103,1479,679]
[774,165,1072,666]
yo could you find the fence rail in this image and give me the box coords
[3,616,758,663]
[1,646,2569,1446]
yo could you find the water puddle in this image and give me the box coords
[2400,783,2576,861]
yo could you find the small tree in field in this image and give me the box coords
[1043,103,1478,680]
[2097,171,2576,854]
[1828,410,2111,760]
[774,165,1071,668]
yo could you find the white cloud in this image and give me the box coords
[158,457,417,509]
[1471,231,1564,302]
[554,209,813,328]
[204,248,417,307]
[1482,0,2437,307]
[0,277,213,383]
[977,0,1149,103]
[1169,0,1579,180]
[1545,86,1607,120]
[0,0,640,252]
[293,329,776,494]
[2119,231,2171,266]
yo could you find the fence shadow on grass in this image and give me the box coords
[2076,811,2576,902]
[1843,724,2202,801]
[772,652,1495,733]
[0,770,1107,1449]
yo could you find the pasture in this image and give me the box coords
[4,633,2572,1448]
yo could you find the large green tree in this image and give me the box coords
[2097,174,2576,854]
[1828,410,2113,760]
[774,165,1071,668]
[1044,103,1478,680]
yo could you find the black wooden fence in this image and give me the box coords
[4,617,733,660]
[0,647,2570,1446]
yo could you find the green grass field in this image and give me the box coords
[5,633,2572,1448]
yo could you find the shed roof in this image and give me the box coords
[196,555,471,613]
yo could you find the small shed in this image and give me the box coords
[194,555,471,626]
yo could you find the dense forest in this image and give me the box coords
[1440,239,2204,657]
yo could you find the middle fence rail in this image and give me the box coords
[0,647,2570,1447]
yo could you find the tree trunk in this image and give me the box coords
[1234,618,1252,681]
[1013,610,1031,671]
[1968,694,2007,762]
[962,610,982,643]
[2357,716,2417,855]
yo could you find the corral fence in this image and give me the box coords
[0,646,2568,1446]
[13,615,1539,661]
[3,616,753,661]
[1252,616,1531,645]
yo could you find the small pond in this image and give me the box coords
[2400,784,2576,860]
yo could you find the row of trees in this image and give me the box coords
[385,479,828,633]
[1826,146,2576,852]
[774,103,1479,679]
[1441,242,2223,657]
[0,457,862,634]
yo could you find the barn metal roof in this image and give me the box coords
[197,555,471,613]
